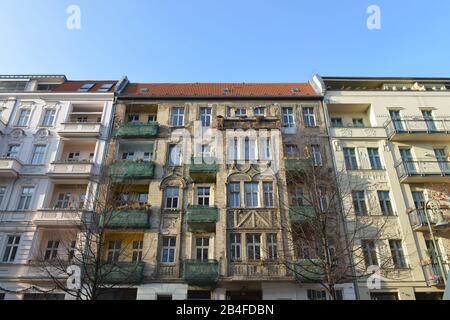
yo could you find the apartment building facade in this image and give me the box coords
[313,76,450,300]
[104,83,356,300]
[0,75,124,300]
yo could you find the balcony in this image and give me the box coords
[101,261,145,284]
[329,126,387,139]
[99,208,150,229]
[228,262,287,279]
[182,260,219,285]
[422,261,445,286]
[385,118,450,142]
[0,157,22,178]
[188,158,219,183]
[34,209,86,227]
[395,160,450,183]
[109,161,155,181]
[284,159,309,172]
[47,161,94,179]
[115,122,159,139]
[289,205,315,224]
[185,206,219,233]
[58,122,102,138]
[409,208,449,232]
[293,259,324,283]
[216,116,281,130]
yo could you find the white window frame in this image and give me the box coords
[2,235,21,263]
[195,237,210,262]
[31,145,47,165]
[282,107,294,128]
[171,107,185,127]
[230,234,242,262]
[161,237,176,264]
[17,187,34,211]
[16,109,31,126]
[199,107,212,127]
[244,182,259,208]
[41,109,56,126]
[165,187,180,209]
[302,107,316,127]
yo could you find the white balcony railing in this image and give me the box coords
[58,122,102,137]
[0,157,23,178]
[329,126,387,139]
[33,209,85,226]
[47,161,94,178]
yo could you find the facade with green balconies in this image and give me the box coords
[187,158,219,183]
[114,122,159,139]
[289,205,315,224]
[284,158,309,172]
[109,161,155,181]
[102,261,146,284]
[99,208,151,229]
[182,260,219,285]
[293,259,324,283]
[185,206,219,232]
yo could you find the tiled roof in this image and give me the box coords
[52,81,118,93]
[121,83,318,98]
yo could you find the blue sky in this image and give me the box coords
[0,0,449,82]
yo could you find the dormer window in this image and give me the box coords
[97,83,114,92]
[78,83,95,92]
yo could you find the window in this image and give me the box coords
[37,84,59,91]
[6,145,20,158]
[389,240,407,269]
[422,110,437,131]
[44,240,60,261]
[56,193,72,209]
[246,234,261,261]
[76,116,88,123]
[228,137,239,161]
[254,107,265,116]
[352,118,364,127]
[263,182,274,207]
[161,237,176,264]
[148,115,157,123]
[331,118,343,127]
[311,145,322,166]
[244,182,259,208]
[31,145,46,165]
[107,241,122,263]
[200,107,212,127]
[68,152,80,162]
[137,193,148,205]
[0,186,6,207]
[228,183,240,208]
[370,292,399,301]
[197,187,211,206]
[282,107,294,127]
[17,187,34,210]
[389,110,405,132]
[128,114,139,123]
[244,138,257,161]
[17,109,31,126]
[168,144,182,166]
[2,235,21,263]
[230,234,241,261]
[285,144,299,158]
[132,241,143,262]
[290,187,304,206]
[352,191,367,215]
[235,108,247,117]
[302,107,316,127]
[378,191,394,216]
[362,240,378,267]
[267,234,278,260]
[165,187,179,209]
[171,107,185,127]
[121,152,135,161]
[343,148,358,170]
[0,81,27,92]
[97,83,114,92]
[307,290,327,301]
[368,148,382,170]
[195,237,209,262]
[68,241,76,262]
[78,83,95,92]
[261,138,271,160]
[318,187,328,212]
[41,109,56,126]
[157,294,173,300]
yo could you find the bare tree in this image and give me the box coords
[280,137,397,300]
[33,171,153,300]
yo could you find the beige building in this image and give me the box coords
[313,76,450,300]
[104,82,356,300]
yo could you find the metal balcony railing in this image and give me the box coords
[109,161,155,180]
[396,160,450,180]
[115,122,159,139]
[182,260,219,285]
[385,118,450,139]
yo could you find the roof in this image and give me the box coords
[0,75,67,80]
[52,80,118,93]
[120,83,318,98]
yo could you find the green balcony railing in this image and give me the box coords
[99,209,150,229]
[185,206,219,232]
[182,260,219,285]
[109,161,155,180]
[115,122,159,139]
[293,259,324,283]
[188,158,219,182]
[289,205,315,224]
[101,261,145,284]
[284,159,309,172]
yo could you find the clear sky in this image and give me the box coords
[0,0,449,82]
